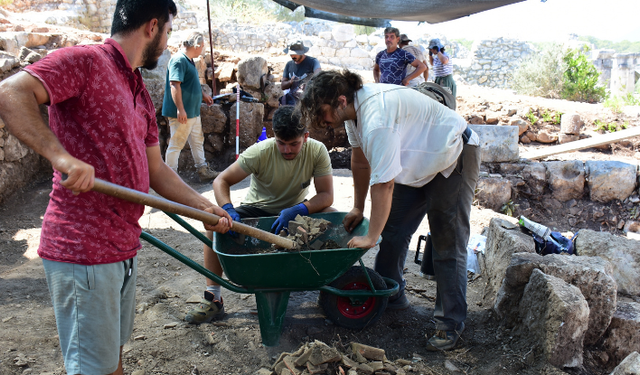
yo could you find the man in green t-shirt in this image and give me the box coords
[162,31,218,182]
[184,105,335,324]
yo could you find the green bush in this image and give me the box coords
[510,43,566,99]
[561,48,606,103]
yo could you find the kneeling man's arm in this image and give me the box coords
[213,162,250,206]
[306,174,334,214]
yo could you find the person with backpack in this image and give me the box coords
[298,69,480,351]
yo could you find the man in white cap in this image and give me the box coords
[281,40,321,105]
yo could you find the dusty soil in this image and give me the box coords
[1,83,640,375]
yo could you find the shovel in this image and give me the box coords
[75,177,297,250]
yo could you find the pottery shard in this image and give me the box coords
[518,269,589,368]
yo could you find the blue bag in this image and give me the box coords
[532,231,577,255]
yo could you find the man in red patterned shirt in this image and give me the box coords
[0,0,232,374]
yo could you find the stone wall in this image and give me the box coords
[454,38,535,89]
[4,0,196,34]
[5,0,636,92]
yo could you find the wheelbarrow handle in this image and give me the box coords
[88,177,298,250]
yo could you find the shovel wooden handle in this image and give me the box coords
[90,178,297,250]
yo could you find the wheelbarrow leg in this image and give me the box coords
[254,291,290,346]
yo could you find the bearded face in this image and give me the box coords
[140,29,164,70]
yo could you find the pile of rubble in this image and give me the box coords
[254,340,418,375]
[274,215,333,251]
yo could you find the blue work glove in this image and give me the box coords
[271,203,309,234]
[222,203,241,237]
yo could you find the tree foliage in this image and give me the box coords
[561,48,607,103]
[510,43,566,99]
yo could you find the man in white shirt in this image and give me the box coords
[298,70,480,352]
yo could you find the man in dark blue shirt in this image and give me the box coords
[373,27,427,86]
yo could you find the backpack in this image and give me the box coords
[531,231,578,256]
[412,82,456,111]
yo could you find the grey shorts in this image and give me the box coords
[43,257,137,375]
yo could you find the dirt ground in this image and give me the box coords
[1,83,640,375]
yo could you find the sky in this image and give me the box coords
[392,0,640,43]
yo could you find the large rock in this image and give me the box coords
[0,50,19,73]
[518,269,589,368]
[495,252,616,345]
[544,161,585,202]
[201,104,227,134]
[140,49,171,114]
[3,134,31,161]
[575,229,640,296]
[602,302,640,367]
[332,24,355,42]
[237,56,268,89]
[482,217,536,306]
[610,351,640,375]
[523,162,547,195]
[229,102,264,149]
[560,113,583,135]
[468,124,519,162]
[586,161,637,203]
[475,176,511,211]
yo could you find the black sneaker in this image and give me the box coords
[386,294,410,310]
[426,322,465,351]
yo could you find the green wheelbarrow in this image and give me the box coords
[80,177,399,347]
[141,211,399,347]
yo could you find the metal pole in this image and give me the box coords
[205,0,216,95]
[236,83,240,160]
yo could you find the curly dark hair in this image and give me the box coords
[272,105,307,140]
[111,0,177,36]
[297,70,363,130]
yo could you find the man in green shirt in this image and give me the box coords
[184,105,335,323]
[162,31,218,182]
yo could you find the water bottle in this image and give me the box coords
[519,216,567,253]
[518,216,551,239]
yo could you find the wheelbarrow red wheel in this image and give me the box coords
[319,266,388,330]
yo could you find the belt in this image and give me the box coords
[462,126,471,144]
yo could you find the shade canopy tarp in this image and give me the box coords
[272,0,525,27]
